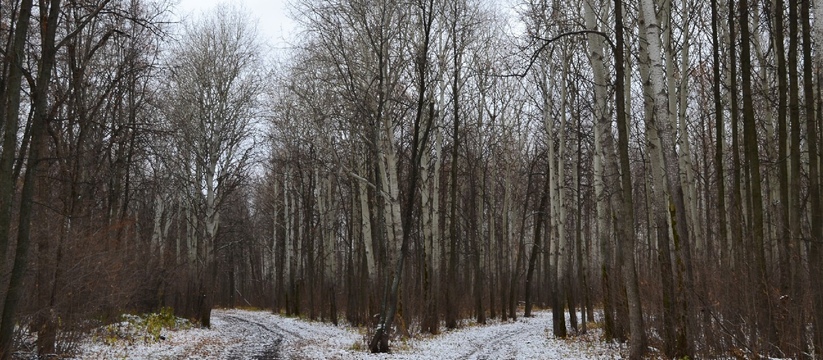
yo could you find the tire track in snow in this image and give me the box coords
[217,314,285,360]
[456,319,543,360]
[215,310,346,359]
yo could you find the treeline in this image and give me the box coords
[0,0,822,359]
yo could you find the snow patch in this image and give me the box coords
[74,309,621,359]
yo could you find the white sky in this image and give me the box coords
[173,0,296,51]
[172,0,523,60]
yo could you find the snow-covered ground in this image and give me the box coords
[76,309,622,359]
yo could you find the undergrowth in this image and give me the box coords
[95,307,191,345]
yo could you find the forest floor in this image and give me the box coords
[74,308,622,359]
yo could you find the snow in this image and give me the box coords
[74,309,622,359]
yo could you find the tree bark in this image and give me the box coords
[524,159,550,318]
[614,1,645,357]
[370,1,435,351]
[711,0,727,277]
[640,0,696,355]
[0,1,61,358]
[739,0,778,352]
[638,5,677,355]
[0,0,33,274]
[802,0,823,354]
[584,0,616,341]
[785,0,805,354]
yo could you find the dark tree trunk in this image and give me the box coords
[802,0,823,355]
[0,1,61,358]
[615,1,645,357]
[0,0,33,272]
[739,0,778,353]
[370,1,435,351]
[525,162,550,318]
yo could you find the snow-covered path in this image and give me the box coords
[367,312,620,360]
[76,309,621,359]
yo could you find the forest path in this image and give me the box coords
[393,311,617,360]
[216,313,284,359]
[210,310,620,359]
[76,309,618,359]
[211,309,359,359]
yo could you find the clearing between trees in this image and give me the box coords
[75,309,620,359]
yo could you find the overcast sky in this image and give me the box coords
[172,0,523,58]
[174,0,296,51]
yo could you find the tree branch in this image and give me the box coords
[500,30,615,78]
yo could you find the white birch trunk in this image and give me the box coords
[186,199,196,268]
[151,194,165,263]
[638,3,673,246]
[544,55,569,315]
[585,0,610,275]
[284,173,292,282]
[324,175,336,283]
[503,161,514,276]
[815,0,823,45]
[421,114,442,284]
[641,0,687,233]
[359,163,377,280]
[176,195,183,265]
[673,0,703,258]
[557,65,568,303]
[271,178,278,284]
[378,118,403,275]
[432,121,443,276]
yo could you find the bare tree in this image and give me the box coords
[161,4,263,327]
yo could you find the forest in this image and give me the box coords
[0,0,821,358]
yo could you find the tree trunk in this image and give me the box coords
[802,0,823,354]
[584,0,616,340]
[0,1,61,358]
[637,5,677,355]
[739,0,778,353]
[0,0,33,275]
[445,21,462,331]
[711,0,727,279]
[524,160,550,318]
[574,104,588,334]
[641,0,699,355]
[785,0,805,354]
[420,110,441,334]
[370,2,434,351]
[615,1,645,357]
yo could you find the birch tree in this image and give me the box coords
[163,4,263,327]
